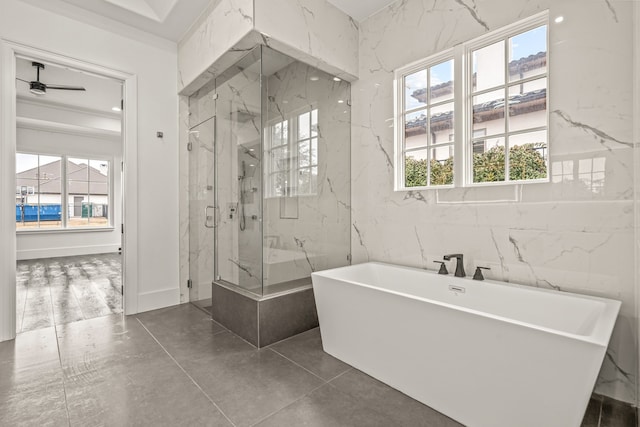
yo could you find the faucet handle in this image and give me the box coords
[473,266,490,281]
[433,261,448,275]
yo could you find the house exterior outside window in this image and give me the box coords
[395,11,548,190]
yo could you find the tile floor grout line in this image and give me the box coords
[325,366,354,384]
[45,263,58,333]
[209,320,259,349]
[52,318,73,427]
[248,382,328,427]
[264,327,317,349]
[268,347,331,383]
[135,318,238,427]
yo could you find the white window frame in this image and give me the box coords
[394,10,549,191]
[15,151,113,232]
[265,104,319,198]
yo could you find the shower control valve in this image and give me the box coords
[473,266,491,281]
[433,261,448,275]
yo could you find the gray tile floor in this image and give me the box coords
[16,253,122,333]
[0,303,634,426]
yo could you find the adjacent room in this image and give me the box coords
[14,57,124,332]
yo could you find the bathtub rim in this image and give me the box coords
[311,261,621,347]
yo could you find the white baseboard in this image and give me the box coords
[137,287,181,313]
[17,244,120,260]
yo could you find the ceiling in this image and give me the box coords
[326,0,395,22]
[20,0,214,42]
[21,0,396,43]
[16,57,122,114]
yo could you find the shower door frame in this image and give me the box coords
[188,115,216,304]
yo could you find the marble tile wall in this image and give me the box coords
[263,58,351,285]
[253,0,359,80]
[352,0,636,403]
[178,0,359,96]
[177,0,254,94]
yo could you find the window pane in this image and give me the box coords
[430,145,454,186]
[405,149,428,187]
[272,122,283,146]
[68,158,89,226]
[473,137,505,183]
[38,155,62,229]
[430,60,454,103]
[508,78,547,132]
[272,172,288,197]
[430,102,454,144]
[88,160,109,226]
[16,153,40,229]
[298,112,310,139]
[299,140,310,167]
[271,146,289,172]
[473,41,505,92]
[405,69,427,110]
[298,168,311,195]
[404,110,427,150]
[508,131,547,181]
[473,89,505,135]
[509,26,547,82]
[310,138,318,165]
[311,109,318,137]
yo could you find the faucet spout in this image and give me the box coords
[443,254,465,278]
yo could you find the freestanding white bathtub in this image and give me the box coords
[311,262,620,427]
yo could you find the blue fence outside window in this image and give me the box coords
[15,204,62,222]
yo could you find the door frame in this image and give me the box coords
[0,40,139,341]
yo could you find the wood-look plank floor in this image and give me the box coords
[16,253,122,333]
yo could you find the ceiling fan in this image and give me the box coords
[16,62,86,95]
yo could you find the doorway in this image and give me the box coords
[13,56,124,333]
[0,41,139,342]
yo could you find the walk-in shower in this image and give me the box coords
[188,45,351,347]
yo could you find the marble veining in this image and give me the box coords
[552,110,634,149]
[352,0,636,404]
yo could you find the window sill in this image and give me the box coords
[16,226,115,235]
[396,177,549,192]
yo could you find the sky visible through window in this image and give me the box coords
[16,155,107,175]
[405,25,546,110]
[510,25,546,62]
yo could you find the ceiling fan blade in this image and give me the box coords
[45,84,86,91]
[16,78,31,84]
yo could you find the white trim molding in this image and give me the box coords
[137,287,181,314]
[17,244,120,261]
[0,39,140,341]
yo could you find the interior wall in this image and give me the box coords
[352,0,636,404]
[1,0,180,315]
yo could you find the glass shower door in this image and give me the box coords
[188,116,215,304]
[214,47,264,295]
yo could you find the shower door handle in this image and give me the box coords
[205,205,216,228]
